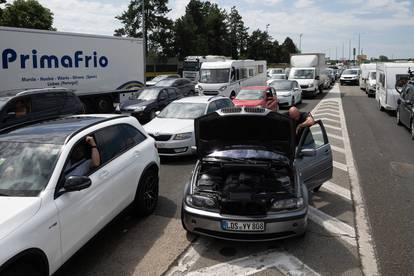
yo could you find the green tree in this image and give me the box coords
[114,0,173,56]
[227,6,249,59]
[1,0,55,30]
[279,37,298,63]
[0,0,6,24]
[245,29,273,60]
[379,55,389,61]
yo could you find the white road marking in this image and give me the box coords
[316,106,339,112]
[333,161,348,171]
[327,132,344,141]
[186,250,320,276]
[308,207,356,247]
[324,124,342,131]
[322,181,352,201]
[314,112,341,120]
[330,145,345,154]
[313,117,341,125]
[165,239,210,276]
[335,84,380,275]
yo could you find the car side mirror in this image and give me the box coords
[299,148,316,157]
[63,176,91,192]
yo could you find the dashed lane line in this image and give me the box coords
[186,250,320,276]
[333,161,348,172]
[322,181,352,201]
[308,207,357,247]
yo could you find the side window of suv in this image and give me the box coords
[121,124,147,148]
[167,88,177,99]
[207,101,218,113]
[94,125,127,164]
[3,97,32,124]
[31,93,62,115]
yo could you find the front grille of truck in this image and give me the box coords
[300,85,308,89]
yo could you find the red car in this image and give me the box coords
[232,86,278,111]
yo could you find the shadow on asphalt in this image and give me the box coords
[55,196,177,276]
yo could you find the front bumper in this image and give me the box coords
[154,138,195,156]
[277,95,293,105]
[340,79,358,84]
[182,204,307,241]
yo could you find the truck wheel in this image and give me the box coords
[96,97,114,113]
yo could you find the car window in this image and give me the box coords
[216,99,233,109]
[302,123,327,149]
[407,87,414,102]
[121,124,147,148]
[207,101,218,113]
[94,125,127,164]
[159,90,168,100]
[3,97,32,124]
[167,88,177,99]
[31,93,62,113]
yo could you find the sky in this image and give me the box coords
[18,0,414,59]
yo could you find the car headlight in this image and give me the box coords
[270,197,304,211]
[308,84,314,88]
[219,85,227,91]
[186,195,217,209]
[133,106,146,112]
[174,132,192,140]
[198,85,203,91]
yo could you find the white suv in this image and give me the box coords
[0,114,160,276]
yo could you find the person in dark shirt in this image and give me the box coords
[288,107,315,139]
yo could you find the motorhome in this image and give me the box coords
[376,62,413,111]
[360,63,376,90]
[288,53,329,97]
[197,60,267,98]
[182,55,228,82]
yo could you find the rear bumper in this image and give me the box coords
[182,204,307,241]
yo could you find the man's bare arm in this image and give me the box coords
[86,136,101,168]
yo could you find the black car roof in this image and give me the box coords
[0,115,125,145]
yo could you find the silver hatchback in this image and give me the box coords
[181,107,333,241]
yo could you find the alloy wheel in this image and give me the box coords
[143,174,158,211]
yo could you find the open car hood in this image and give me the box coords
[195,109,296,162]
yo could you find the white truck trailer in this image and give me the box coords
[182,55,228,82]
[288,53,329,97]
[0,26,145,113]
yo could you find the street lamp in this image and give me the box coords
[299,33,303,53]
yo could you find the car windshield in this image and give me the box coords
[369,72,376,79]
[150,75,166,82]
[343,69,359,75]
[270,81,292,90]
[183,61,199,71]
[200,69,229,83]
[292,69,315,79]
[270,74,285,79]
[236,90,264,100]
[138,88,160,101]
[156,79,176,87]
[0,142,61,197]
[158,102,207,119]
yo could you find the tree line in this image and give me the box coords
[115,0,299,63]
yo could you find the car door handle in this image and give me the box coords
[99,170,110,179]
[324,149,331,155]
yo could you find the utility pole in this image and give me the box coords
[358,33,361,56]
[142,0,146,84]
[342,42,344,61]
[348,39,351,63]
[299,33,303,53]
[266,24,270,33]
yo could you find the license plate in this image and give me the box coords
[221,220,265,232]
[156,142,165,147]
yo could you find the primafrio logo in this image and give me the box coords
[1,48,109,69]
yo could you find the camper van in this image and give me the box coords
[197,60,267,98]
[376,62,413,111]
[182,55,228,82]
[360,63,376,91]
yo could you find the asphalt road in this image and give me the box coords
[341,84,414,275]
[55,87,369,276]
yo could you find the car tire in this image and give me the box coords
[133,169,159,217]
[96,97,114,113]
[378,99,384,111]
[1,260,45,276]
[313,185,322,193]
[298,97,303,105]
[396,108,402,125]
[340,81,344,86]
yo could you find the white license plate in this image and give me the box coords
[221,220,265,232]
[156,142,165,147]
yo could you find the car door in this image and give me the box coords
[295,120,333,190]
[157,89,169,110]
[401,87,414,127]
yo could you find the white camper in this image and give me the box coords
[288,53,329,97]
[182,55,228,82]
[0,26,144,113]
[360,63,376,90]
[197,60,267,98]
[376,62,413,111]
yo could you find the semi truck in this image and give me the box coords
[182,55,228,82]
[0,27,145,113]
[288,53,329,97]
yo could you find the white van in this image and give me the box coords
[197,60,267,98]
[360,63,376,90]
[376,62,413,111]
